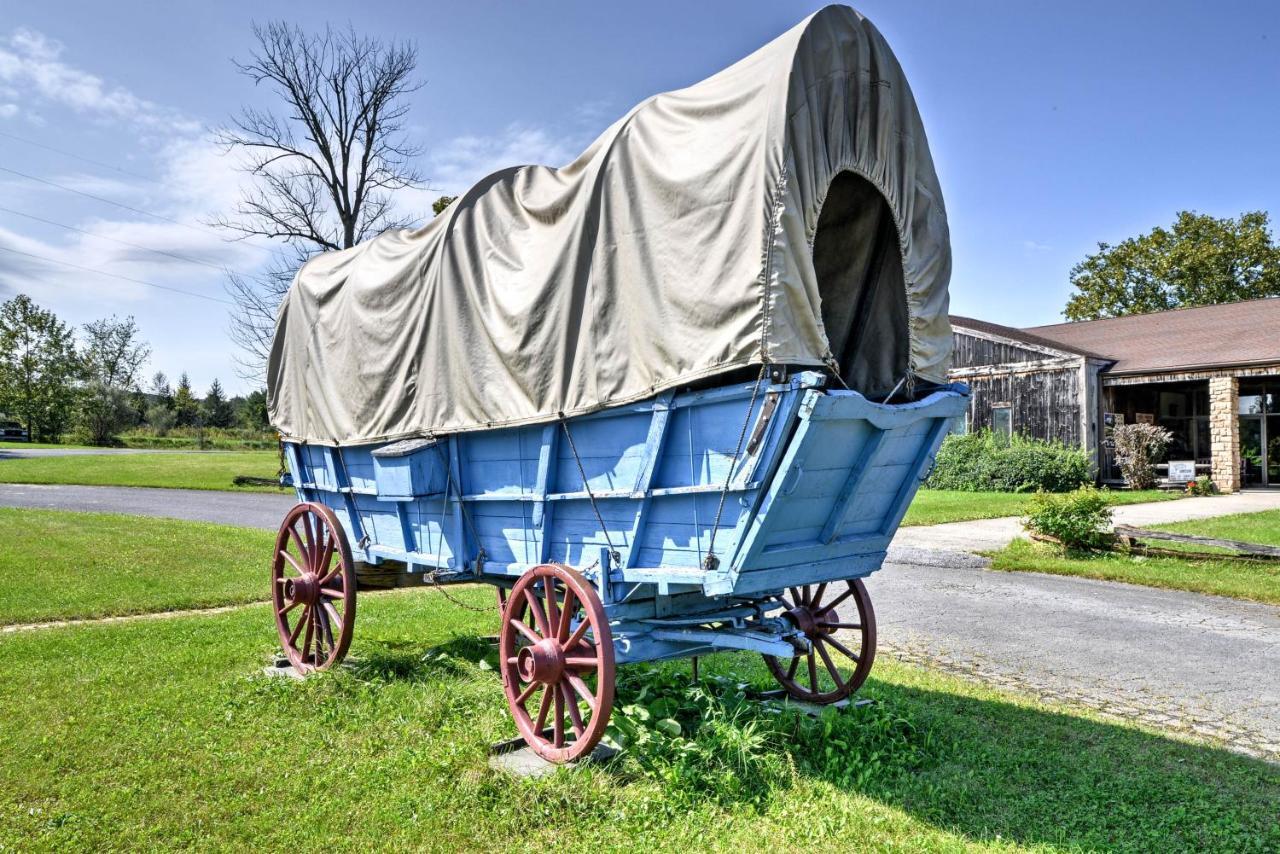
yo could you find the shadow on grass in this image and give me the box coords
[344,633,498,683]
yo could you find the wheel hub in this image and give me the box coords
[284,573,321,606]
[786,604,830,638]
[517,638,565,684]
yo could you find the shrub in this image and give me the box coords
[1023,486,1114,550]
[925,430,1092,493]
[1185,475,1218,496]
[1112,422,1173,489]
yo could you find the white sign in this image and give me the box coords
[1168,460,1196,482]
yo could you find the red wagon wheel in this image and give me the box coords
[271,502,357,673]
[498,564,615,763]
[762,579,876,704]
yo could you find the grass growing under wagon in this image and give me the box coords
[0,450,283,492]
[991,508,1280,605]
[0,509,274,625]
[0,590,1276,851]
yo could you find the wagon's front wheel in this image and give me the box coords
[499,564,615,763]
[271,502,357,673]
[762,579,876,704]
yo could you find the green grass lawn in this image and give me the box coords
[0,449,283,492]
[0,509,274,625]
[0,591,1275,852]
[902,488,1176,527]
[0,441,93,450]
[991,509,1280,604]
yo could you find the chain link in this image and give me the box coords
[560,415,621,567]
[704,365,769,571]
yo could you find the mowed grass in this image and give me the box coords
[0,592,1275,852]
[0,449,283,492]
[0,509,274,625]
[902,488,1176,527]
[991,510,1280,604]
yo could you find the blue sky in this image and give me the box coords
[1,1,1278,394]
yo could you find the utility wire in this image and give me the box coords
[0,204,251,278]
[0,165,276,253]
[0,244,235,305]
[0,128,161,184]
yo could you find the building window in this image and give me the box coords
[991,404,1012,439]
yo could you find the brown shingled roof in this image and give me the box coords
[1024,297,1280,375]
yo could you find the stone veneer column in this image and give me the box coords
[1209,375,1240,493]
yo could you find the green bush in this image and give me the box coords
[1023,486,1114,550]
[117,425,278,451]
[1185,475,1218,497]
[925,430,1092,493]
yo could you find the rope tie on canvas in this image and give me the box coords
[559,415,621,569]
[703,364,769,572]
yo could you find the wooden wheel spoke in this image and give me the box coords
[321,586,345,600]
[509,618,541,645]
[822,585,855,613]
[288,607,309,646]
[807,649,818,692]
[524,589,551,637]
[564,618,591,651]
[553,687,565,747]
[322,602,343,636]
[813,639,846,688]
[279,600,300,616]
[544,580,561,640]
[822,634,861,663]
[809,582,829,610]
[534,684,554,733]
[314,530,335,576]
[563,656,597,670]
[279,549,306,577]
[301,609,315,661]
[564,672,597,712]
[786,655,800,679]
[556,589,576,640]
[561,684,586,737]
[819,621,861,630]
[515,681,541,706]
[788,587,804,606]
[288,524,309,569]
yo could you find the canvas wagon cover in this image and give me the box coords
[268,5,952,445]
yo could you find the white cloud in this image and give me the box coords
[423,123,581,197]
[0,27,198,133]
[0,102,16,119]
[1022,239,1053,253]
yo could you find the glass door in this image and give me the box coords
[1240,417,1265,486]
[1269,416,1280,486]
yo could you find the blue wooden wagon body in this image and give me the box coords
[284,371,966,665]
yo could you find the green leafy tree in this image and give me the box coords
[1064,210,1280,320]
[77,315,151,446]
[238,388,271,430]
[202,378,235,428]
[150,371,174,409]
[0,294,80,442]
[173,373,199,427]
[432,195,456,217]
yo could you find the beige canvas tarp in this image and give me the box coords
[267,4,952,445]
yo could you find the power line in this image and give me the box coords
[0,165,276,253]
[0,204,251,278]
[0,128,161,184]
[0,244,234,305]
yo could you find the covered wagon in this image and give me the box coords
[266,4,967,762]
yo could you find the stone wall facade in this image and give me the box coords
[1208,375,1240,493]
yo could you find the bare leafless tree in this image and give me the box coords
[214,22,425,377]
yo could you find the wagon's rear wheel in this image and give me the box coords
[271,502,356,673]
[762,579,876,704]
[499,564,615,763]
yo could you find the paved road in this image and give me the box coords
[2,481,1277,759]
[861,556,1280,761]
[0,483,293,528]
[0,448,178,458]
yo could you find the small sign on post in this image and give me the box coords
[1168,460,1196,483]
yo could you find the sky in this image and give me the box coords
[1,0,1278,395]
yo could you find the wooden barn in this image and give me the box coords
[949,298,1280,491]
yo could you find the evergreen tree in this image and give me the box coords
[0,294,80,442]
[202,378,235,428]
[173,373,199,427]
[238,388,271,430]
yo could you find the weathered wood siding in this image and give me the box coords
[952,333,1054,368]
[950,329,1084,448]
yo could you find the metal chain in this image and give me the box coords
[704,365,769,571]
[559,415,621,567]
[423,569,495,613]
